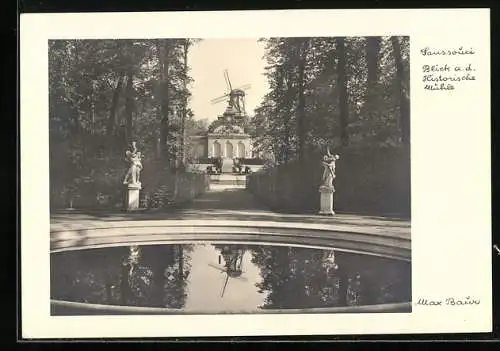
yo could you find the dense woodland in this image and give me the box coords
[49,39,206,208]
[252,36,410,163]
[49,39,201,166]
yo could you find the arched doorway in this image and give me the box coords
[213,141,221,157]
[237,142,246,158]
[225,141,234,158]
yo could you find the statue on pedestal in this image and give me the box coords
[321,147,340,189]
[123,141,144,186]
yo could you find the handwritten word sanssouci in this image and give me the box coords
[420,47,475,56]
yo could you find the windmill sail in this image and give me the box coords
[224,69,233,91]
[220,273,230,297]
[210,94,230,104]
[210,70,251,115]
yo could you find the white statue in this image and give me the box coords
[321,147,340,188]
[123,141,143,185]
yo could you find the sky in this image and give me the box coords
[183,244,265,312]
[188,38,269,122]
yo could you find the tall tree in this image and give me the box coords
[179,40,189,166]
[366,37,381,90]
[296,38,310,161]
[390,36,410,145]
[364,36,382,139]
[157,39,171,161]
[106,73,125,138]
[336,37,349,146]
[124,70,135,143]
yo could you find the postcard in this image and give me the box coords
[20,9,491,338]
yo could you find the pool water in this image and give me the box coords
[51,243,411,313]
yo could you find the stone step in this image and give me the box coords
[210,174,247,186]
[210,174,247,180]
[221,158,233,173]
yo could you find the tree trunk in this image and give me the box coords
[90,79,95,136]
[124,70,134,144]
[365,36,381,138]
[178,245,184,280]
[120,262,132,305]
[296,39,309,161]
[180,40,189,166]
[336,37,349,146]
[390,36,410,145]
[366,37,381,88]
[335,253,348,306]
[150,248,167,307]
[158,40,171,162]
[106,72,125,138]
[282,68,291,164]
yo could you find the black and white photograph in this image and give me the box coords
[20,9,491,338]
[48,36,411,315]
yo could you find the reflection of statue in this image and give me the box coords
[321,147,340,189]
[322,250,338,275]
[123,141,143,185]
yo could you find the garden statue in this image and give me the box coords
[123,142,143,211]
[321,147,340,189]
[319,147,340,216]
[123,141,143,185]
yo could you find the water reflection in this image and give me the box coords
[51,244,193,309]
[212,244,247,297]
[51,243,411,312]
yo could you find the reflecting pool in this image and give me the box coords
[51,243,411,314]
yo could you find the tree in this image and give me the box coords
[124,70,135,143]
[252,36,410,162]
[390,36,410,144]
[178,39,201,166]
[157,39,171,160]
[336,37,349,146]
[363,36,382,139]
[296,38,310,160]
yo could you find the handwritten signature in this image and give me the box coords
[415,297,480,306]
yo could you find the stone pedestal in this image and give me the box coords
[126,182,142,211]
[319,185,335,216]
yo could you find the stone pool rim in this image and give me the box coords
[51,299,411,315]
[50,219,411,261]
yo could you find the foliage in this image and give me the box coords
[49,39,203,208]
[251,36,410,164]
[51,244,195,309]
[249,245,411,309]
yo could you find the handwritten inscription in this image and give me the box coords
[420,47,475,56]
[420,47,477,91]
[416,297,480,306]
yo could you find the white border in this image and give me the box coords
[20,9,491,338]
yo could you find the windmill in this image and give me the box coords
[210,69,251,116]
[208,246,248,298]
